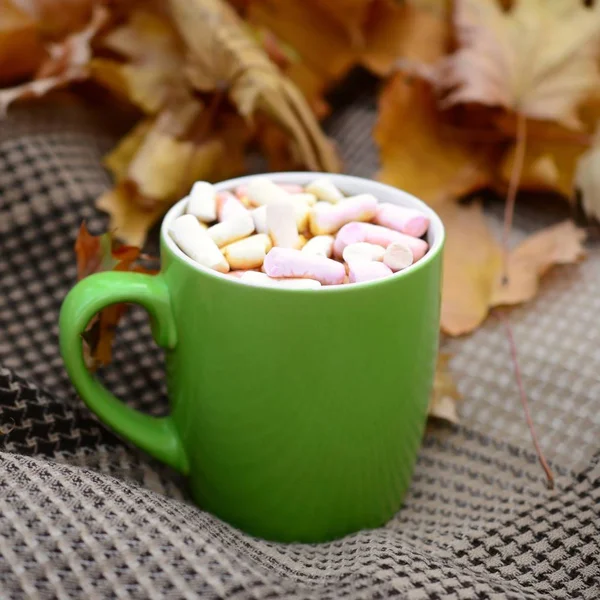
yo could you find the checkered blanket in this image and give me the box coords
[1,99,599,599]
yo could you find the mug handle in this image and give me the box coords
[59,271,189,474]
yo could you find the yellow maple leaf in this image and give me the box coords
[492,221,586,307]
[91,10,186,115]
[0,0,45,85]
[438,0,600,129]
[0,5,107,115]
[168,0,340,172]
[429,352,461,424]
[375,73,493,205]
[438,201,503,336]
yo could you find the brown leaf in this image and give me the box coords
[169,0,340,172]
[429,352,461,424]
[498,137,584,199]
[0,0,45,85]
[491,221,586,307]
[74,222,157,369]
[375,73,493,205]
[15,0,96,39]
[91,10,186,115]
[362,0,451,75]
[96,185,167,249]
[247,0,359,83]
[437,0,600,129]
[574,133,600,221]
[0,5,107,115]
[103,119,152,183]
[439,201,503,336]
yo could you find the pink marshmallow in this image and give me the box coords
[348,261,393,284]
[264,247,346,285]
[334,222,428,262]
[309,194,378,235]
[374,203,430,238]
[217,192,248,222]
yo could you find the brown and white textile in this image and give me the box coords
[0,98,599,599]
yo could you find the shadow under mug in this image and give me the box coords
[59,173,445,543]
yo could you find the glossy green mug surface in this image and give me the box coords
[59,173,445,543]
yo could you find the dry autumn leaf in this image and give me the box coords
[74,222,158,369]
[0,5,107,115]
[437,0,600,129]
[440,202,586,336]
[13,0,96,39]
[574,132,600,221]
[492,220,586,307]
[439,201,503,336]
[363,0,451,75]
[429,352,461,424]
[499,137,584,198]
[168,0,340,173]
[375,73,493,205]
[91,10,186,115]
[0,0,45,85]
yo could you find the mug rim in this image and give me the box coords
[160,172,445,293]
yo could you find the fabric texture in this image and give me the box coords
[0,99,599,600]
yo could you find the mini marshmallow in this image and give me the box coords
[374,203,430,238]
[169,214,229,273]
[278,183,304,194]
[222,234,272,270]
[333,222,428,261]
[252,205,268,234]
[217,192,248,222]
[291,192,317,206]
[245,177,293,207]
[254,203,308,234]
[240,271,321,289]
[342,242,385,264]
[305,177,344,203]
[383,241,413,272]
[348,261,393,284]
[266,202,299,248]
[309,194,378,235]
[207,213,255,247]
[294,202,311,231]
[301,235,334,258]
[264,247,345,285]
[186,181,217,222]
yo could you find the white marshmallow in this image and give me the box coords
[305,177,344,204]
[266,202,299,248]
[186,181,217,223]
[383,241,414,272]
[217,192,248,222]
[291,192,317,206]
[207,213,255,247]
[301,235,334,258]
[240,271,321,289]
[169,214,229,273]
[222,234,272,270]
[342,242,385,264]
[246,177,293,207]
[252,205,268,234]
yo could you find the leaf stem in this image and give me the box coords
[499,311,555,489]
[502,112,527,284]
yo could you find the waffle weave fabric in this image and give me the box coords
[0,100,598,600]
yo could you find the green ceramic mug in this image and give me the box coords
[59,173,445,543]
